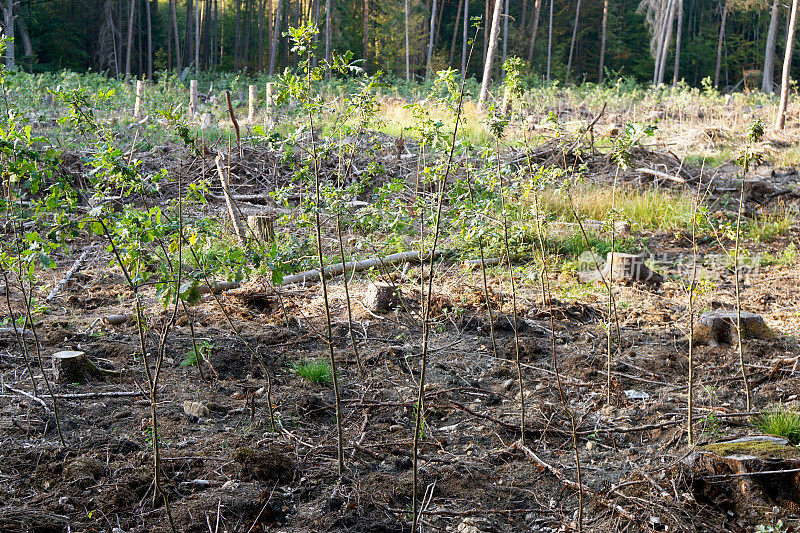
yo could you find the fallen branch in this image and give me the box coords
[462,257,503,270]
[513,441,637,522]
[635,167,687,184]
[46,249,90,302]
[5,385,53,414]
[215,154,248,245]
[280,250,440,285]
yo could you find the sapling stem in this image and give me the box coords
[412,27,478,532]
[465,162,498,358]
[495,138,526,444]
[734,148,752,411]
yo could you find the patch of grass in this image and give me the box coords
[525,186,698,231]
[753,407,800,444]
[292,358,333,385]
[746,209,794,243]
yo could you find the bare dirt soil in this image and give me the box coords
[3,125,800,533]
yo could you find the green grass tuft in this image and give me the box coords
[293,358,333,385]
[753,407,800,444]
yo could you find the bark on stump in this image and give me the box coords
[692,310,775,346]
[683,436,800,515]
[247,214,275,243]
[580,252,662,285]
[363,282,397,313]
[52,351,94,383]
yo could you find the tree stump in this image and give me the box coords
[247,215,275,243]
[189,79,199,115]
[133,80,145,119]
[52,351,91,383]
[692,310,775,346]
[265,82,275,128]
[683,435,800,515]
[248,84,258,123]
[363,282,397,313]
[579,252,662,285]
[52,350,119,383]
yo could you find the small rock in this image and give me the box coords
[183,400,209,418]
[502,378,515,391]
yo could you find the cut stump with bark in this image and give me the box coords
[363,282,397,313]
[683,435,800,515]
[52,350,118,383]
[579,252,662,285]
[247,214,275,243]
[692,310,775,346]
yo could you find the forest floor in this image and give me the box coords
[3,97,800,533]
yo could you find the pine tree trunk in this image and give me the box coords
[1,0,16,69]
[434,0,445,50]
[657,0,677,84]
[234,0,241,68]
[325,0,332,69]
[146,0,152,78]
[598,0,608,82]
[312,0,319,65]
[527,0,542,63]
[762,0,781,93]
[363,0,370,71]
[17,12,32,60]
[520,0,529,36]
[195,0,200,73]
[171,0,182,70]
[425,0,437,77]
[501,0,509,78]
[258,0,265,70]
[546,0,553,81]
[184,0,193,69]
[461,0,469,73]
[243,0,251,68]
[269,0,282,75]
[775,0,798,129]
[449,0,464,67]
[565,0,581,81]
[405,0,411,79]
[672,0,684,84]
[714,0,729,88]
[652,0,669,84]
[478,0,503,107]
[125,0,136,77]
[167,0,172,69]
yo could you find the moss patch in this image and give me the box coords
[701,439,800,460]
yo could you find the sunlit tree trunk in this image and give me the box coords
[501,0,509,78]
[405,0,410,79]
[565,0,581,81]
[269,0,282,75]
[598,0,608,82]
[714,0,729,87]
[364,0,370,71]
[527,0,542,63]
[672,0,683,85]
[762,0,780,93]
[234,0,241,68]
[478,0,503,107]
[657,0,677,84]
[775,0,798,129]
[195,0,201,73]
[125,0,136,78]
[461,0,468,73]
[426,0,438,77]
